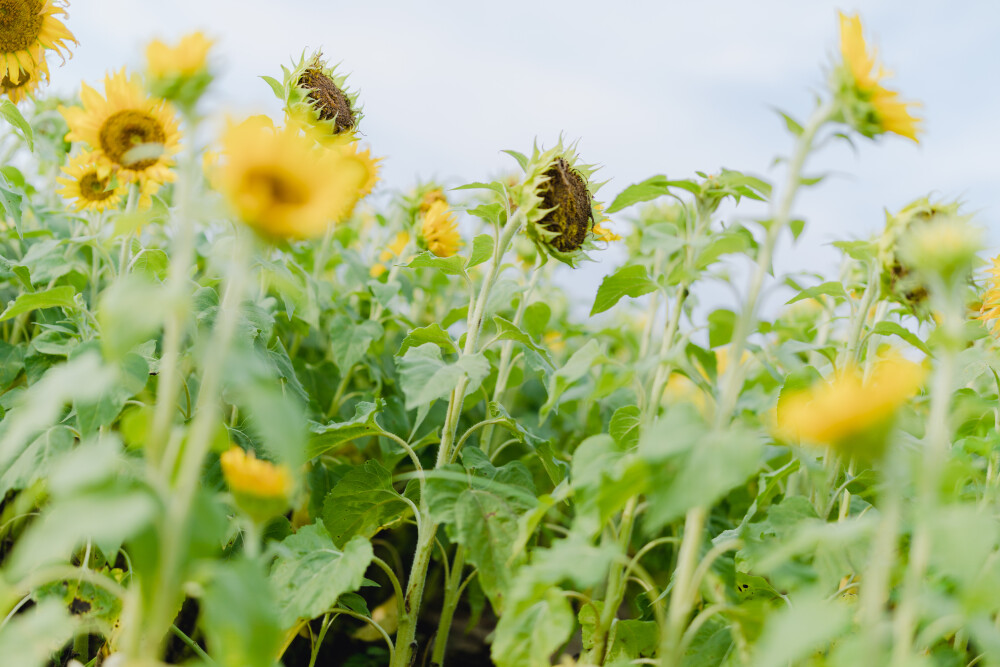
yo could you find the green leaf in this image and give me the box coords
[269,524,374,627]
[0,99,33,150]
[707,309,737,349]
[606,175,671,214]
[396,343,490,411]
[0,285,77,321]
[785,281,848,305]
[0,425,73,497]
[540,339,602,421]
[870,321,931,356]
[609,405,641,449]
[454,488,521,609]
[695,228,754,269]
[775,108,803,136]
[0,601,74,667]
[502,149,529,170]
[321,460,412,547]
[608,619,659,661]
[329,315,384,372]
[491,315,554,367]
[590,264,657,316]
[306,400,385,459]
[466,233,494,269]
[399,322,458,356]
[200,559,284,667]
[130,248,169,280]
[752,591,851,666]
[407,251,468,277]
[259,75,284,99]
[486,401,545,448]
[522,302,551,339]
[492,589,575,667]
[832,240,876,262]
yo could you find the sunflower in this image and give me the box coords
[60,69,181,186]
[333,139,380,199]
[0,0,75,89]
[834,12,922,142]
[145,31,214,104]
[217,116,369,240]
[275,50,362,140]
[55,150,128,212]
[979,257,1000,336]
[1,67,38,103]
[420,200,461,257]
[370,230,411,278]
[220,446,293,523]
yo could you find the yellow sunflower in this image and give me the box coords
[145,31,213,80]
[216,116,369,240]
[420,199,461,258]
[55,150,127,212]
[977,256,1000,336]
[0,0,75,89]
[370,230,411,278]
[836,12,922,142]
[220,445,293,523]
[60,68,181,185]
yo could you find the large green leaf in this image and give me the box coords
[321,460,412,547]
[329,315,384,371]
[398,322,458,356]
[540,339,602,421]
[0,285,78,321]
[0,601,74,667]
[491,589,575,667]
[200,559,284,667]
[306,400,385,459]
[590,264,658,316]
[269,524,374,627]
[396,343,490,410]
[454,488,521,609]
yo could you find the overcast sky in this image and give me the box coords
[47,0,1000,318]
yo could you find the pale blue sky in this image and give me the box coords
[49,0,1000,317]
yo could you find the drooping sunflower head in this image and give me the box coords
[275,50,362,141]
[0,0,75,90]
[831,12,922,142]
[508,140,604,267]
[55,149,127,212]
[216,116,370,240]
[877,197,970,309]
[145,31,215,105]
[418,200,462,258]
[60,69,181,185]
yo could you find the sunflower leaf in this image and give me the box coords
[0,100,33,151]
[590,264,657,315]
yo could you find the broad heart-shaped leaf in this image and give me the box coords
[590,264,657,316]
[424,447,537,528]
[329,315,383,372]
[639,406,762,532]
[200,559,284,667]
[467,233,494,269]
[398,322,458,357]
[269,524,374,627]
[605,175,671,214]
[0,600,74,667]
[454,488,522,610]
[322,460,412,547]
[407,251,468,277]
[491,588,575,667]
[306,400,385,459]
[0,285,78,321]
[396,343,490,411]
[540,339,602,422]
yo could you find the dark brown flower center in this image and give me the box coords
[537,158,592,253]
[0,68,28,89]
[78,171,113,201]
[298,67,355,134]
[244,167,307,207]
[0,0,43,54]
[98,110,167,170]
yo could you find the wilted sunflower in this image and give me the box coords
[55,150,128,212]
[275,50,362,140]
[60,69,181,186]
[420,200,461,257]
[507,140,604,266]
[833,12,922,142]
[0,0,75,93]
[216,116,369,240]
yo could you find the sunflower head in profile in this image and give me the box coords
[506,139,604,267]
[55,150,128,212]
[0,0,76,96]
[274,50,362,141]
[60,69,181,187]
[216,116,371,240]
[418,200,461,258]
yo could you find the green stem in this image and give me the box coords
[430,546,466,666]
[660,505,707,666]
[589,497,639,664]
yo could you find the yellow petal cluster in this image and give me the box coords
[977,256,1000,336]
[216,116,370,240]
[145,31,213,79]
[0,0,76,103]
[220,446,292,500]
[778,354,923,448]
[421,200,461,258]
[55,150,127,212]
[60,69,181,191]
[837,12,922,142]
[370,230,411,278]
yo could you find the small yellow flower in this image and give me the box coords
[421,199,461,258]
[220,446,293,522]
[370,230,411,278]
[836,12,922,142]
[146,31,213,79]
[60,69,182,186]
[216,116,369,240]
[778,354,923,455]
[0,0,76,96]
[977,256,1000,336]
[55,150,128,212]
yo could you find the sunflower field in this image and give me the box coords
[0,4,998,667]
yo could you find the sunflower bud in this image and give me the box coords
[145,32,215,108]
[220,446,293,523]
[275,50,362,141]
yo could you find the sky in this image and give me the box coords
[46,0,1000,319]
